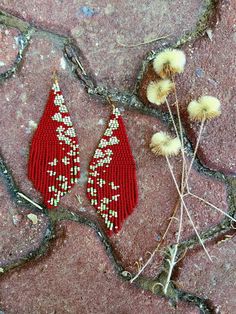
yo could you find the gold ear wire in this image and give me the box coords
[52,69,58,84]
[107,97,116,110]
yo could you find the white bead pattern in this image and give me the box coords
[87,108,122,231]
[45,82,80,207]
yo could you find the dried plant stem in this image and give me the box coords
[170,77,188,193]
[17,192,43,210]
[165,94,185,244]
[185,118,205,184]
[163,200,183,294]
[130,93,186,284]
[75,57,87,75]
[188,192,236,223]
[162,91,187,293]
[176,201,184,243]
[165,156,212,262]
[163,244,178,294]
[165,98,179,138]
[130,197,180,283]
[162,163,187,293]
[183,117,233,230]
[165,98,186,191]
[171,76,184,145]
[130,247,159,283]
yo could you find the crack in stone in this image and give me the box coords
[0,133,232,314]
[0,155,53,269]
[0,10,36,81]
[0,27,33,82]
[134,0,218,92]
[0,151,215,313]
[64,42,228,185]
[0,1,231,313]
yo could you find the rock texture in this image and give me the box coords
[0,0,235,313]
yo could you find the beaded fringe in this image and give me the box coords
[87,108,138,235]
[28,82,80,208]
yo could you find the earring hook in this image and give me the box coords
[52,69,58,83]
[107,97,116,110]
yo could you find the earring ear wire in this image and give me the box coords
[52,69,58,84]
[107,96,116,110]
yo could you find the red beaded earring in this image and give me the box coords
[87,101,138,236]
[28,71,80,208]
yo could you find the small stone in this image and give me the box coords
[155,234,161,241]
[195,68,205,78]
[28,120,37,129]
[25,120,37,134]
[79,207,86,212]
[12,214,23,226]
[104,4,115,15]
[121,270,131,278]
[27,213,38,225]
[206,28,213,41]
[60,57,66,70]
[79,6,95,18]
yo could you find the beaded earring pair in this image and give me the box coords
[28,73,138,236]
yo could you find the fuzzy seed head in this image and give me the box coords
[146,79,174,105]
[153,49,186,78]
[188,96,221,121]
[150,131,181,157]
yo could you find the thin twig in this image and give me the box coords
[132,93,188,285]
[164,91,186,293]
[165,98,179,138]
[188,192,236,223]
[130,197,180,283]
[17,192,43,210]
[171,76,188,190]
[185,118,205,186]
[176,202,184,244]
[172,76,184,143]
[165,95,185,243]
[163,244,178,294]
[166,156,212,262]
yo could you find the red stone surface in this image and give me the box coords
[175,0,236,175]
[0,222,198,314]
[0,1,235,313]
[0,0,205,88]
[0,177,50,269]
[0,25,20,74]
[0,33,228,275]
[177,236,236,314]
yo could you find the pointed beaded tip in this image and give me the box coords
[52,68,58,84]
